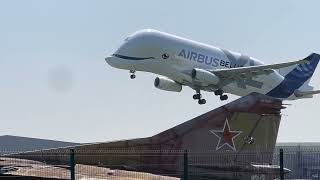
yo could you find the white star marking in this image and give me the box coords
[209,119,242,151]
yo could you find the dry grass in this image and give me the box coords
[0,157,179,180]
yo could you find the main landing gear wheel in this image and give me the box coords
[220,94,228,101]
[198,99,206,105]
[214,89,223,96]
[214,89,228,101]
[193,94,202,100]
[193,90,206,105]
[129,70,136,79]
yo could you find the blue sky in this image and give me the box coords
[1,0,320,143]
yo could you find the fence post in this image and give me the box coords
[280,148,284,180]
[70,149,75,180]
[183,149,188,180]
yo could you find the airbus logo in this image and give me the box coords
[178,49,263,89]
[177,49,243,68]
[210,119,242,151]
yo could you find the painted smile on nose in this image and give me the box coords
[112,54,155,60]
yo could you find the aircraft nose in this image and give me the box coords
[105,56,115,67]
[105,55,123,69]
[105,56,111,63]
[105,56,114,65]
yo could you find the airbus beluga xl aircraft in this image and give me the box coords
[105,29,320,104]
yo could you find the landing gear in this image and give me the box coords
[214,89,223,96]
[198,99,206,105]
[193,89,228,104]
[193,90,206,105]
[130,74,136,79]
[220,94,228,101]
[129,70,136,79]
[193,94,202,100]
[214,89,228,101]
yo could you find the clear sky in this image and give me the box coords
[0,0,319,143]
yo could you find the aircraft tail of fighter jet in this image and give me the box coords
[141,92,287,178]
[5,93,287,179]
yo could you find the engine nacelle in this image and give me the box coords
[154,77,182,92]
[191,68,220,85]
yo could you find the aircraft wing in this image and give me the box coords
[212,59,308,80]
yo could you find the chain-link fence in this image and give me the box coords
[273,148,320,179]
[1,149,320,179]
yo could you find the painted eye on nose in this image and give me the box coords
[162,53,169,59]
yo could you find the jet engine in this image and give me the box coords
[191,68,220,85]
[154,77,182,92]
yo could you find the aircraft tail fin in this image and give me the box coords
[5,93,286,179]
[278,53,320,77]
[268,53,320,98]
[153,92,284,159]
[147,93,286,178]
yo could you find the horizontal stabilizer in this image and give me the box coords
[294,89,320,97]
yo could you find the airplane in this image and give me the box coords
[6,93,289,179]
[105,29,320,105]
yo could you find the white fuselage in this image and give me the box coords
[106,29,298,99]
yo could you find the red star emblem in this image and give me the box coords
[210,119,242,151]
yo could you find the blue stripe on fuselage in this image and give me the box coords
[266,53,320,98]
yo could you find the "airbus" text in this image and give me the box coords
[177,49,242,68]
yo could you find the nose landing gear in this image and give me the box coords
[193,90,206,105]
[129,70,136,79]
